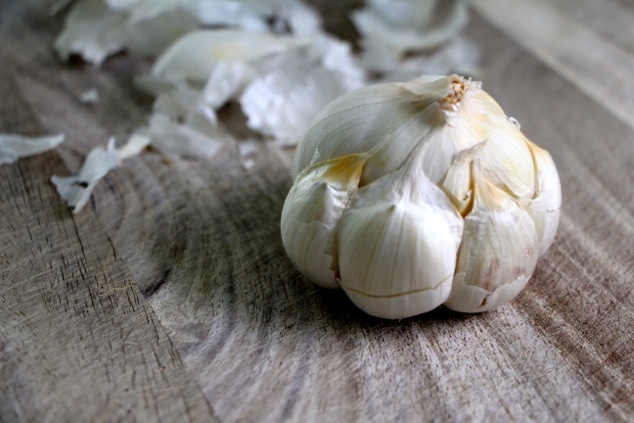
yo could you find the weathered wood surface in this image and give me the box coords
[1,1,633,422]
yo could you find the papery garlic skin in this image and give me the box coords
[282,74,561,319]
[239,35,365,145]
[54,0,198,66]
[352,0,470,74]
[52,135,150,213]
[0,134,65,165]
[152,30,302,83]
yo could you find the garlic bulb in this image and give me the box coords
[281,74,561,319]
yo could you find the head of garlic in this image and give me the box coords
[281,74,561,319]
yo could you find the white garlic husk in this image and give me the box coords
[281,74,561,319]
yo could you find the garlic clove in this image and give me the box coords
[445,271,531,314]
[294,76,460,183]
[418,116,486,186]
[281,154,366,288]
[440,143,483,215]
[293,84,423,180]
[444,168,539,313]
[526,140,562,257]
[477,120,536,203]
[337,171,463,319]
[438,78,535,202]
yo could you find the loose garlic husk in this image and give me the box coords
[281,74,561,319]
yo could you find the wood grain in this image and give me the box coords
[469,0,634,134]
[1,0,633,422]
[0,153,219,423]
[0,14,219,422]
[548,0,634,55]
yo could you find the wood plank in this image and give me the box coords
[0,61,219,423]
[469,0,634,134]
[63,18,634,423]
[548,0,634,56]
[464,14,634,419]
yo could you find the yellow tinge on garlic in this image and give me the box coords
[281,74,561,319]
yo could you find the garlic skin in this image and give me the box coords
[0,133,65,165]
[281,74,561,319]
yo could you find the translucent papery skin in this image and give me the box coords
[283,74,561,319]
[152,30,301,82]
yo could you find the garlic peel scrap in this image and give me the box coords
[239,35,365,145]
[352,0,469,56]
[135,83,227,160]
[240,59,350,145]
[191,0,323,36]
[54,0,126,65]
[54,0,196,65]
[0,134,65,165]
[52,135,150,213]
[152,30,303,83]
[282,74,561,319]
[353,0,472,76]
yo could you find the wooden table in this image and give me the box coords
[1,0,633,421]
